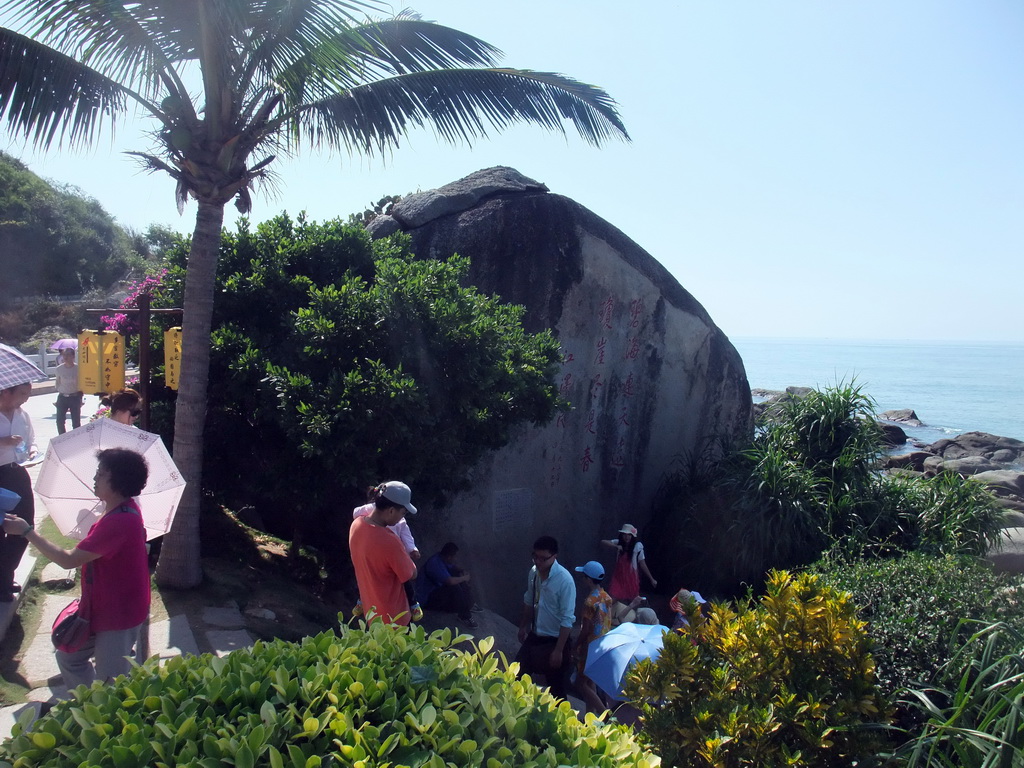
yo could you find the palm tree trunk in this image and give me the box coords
[155,198,225,588]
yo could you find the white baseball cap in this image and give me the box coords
[379,481,417,514]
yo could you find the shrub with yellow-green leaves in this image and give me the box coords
[2,621,658,768]
[625,571,889,768]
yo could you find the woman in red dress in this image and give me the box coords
[601,523,657,619]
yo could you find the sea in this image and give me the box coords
[732,338,1024,446]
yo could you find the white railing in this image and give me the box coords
[23,345,62,375]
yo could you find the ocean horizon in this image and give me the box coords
[732,337,1024,445]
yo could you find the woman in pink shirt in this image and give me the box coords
[4,448,150,690]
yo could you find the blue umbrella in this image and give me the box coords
[0,488,21,512]
[584,621,668,701]
[0,342,47,390]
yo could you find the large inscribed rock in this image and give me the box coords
[369,167,750,617]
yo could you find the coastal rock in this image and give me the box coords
[1002,509,1024,527]
[370,166,750,619]
[883,451,934,472]
[987,527,1024,575]
[750,387,809,422]
[941,456,1000,475]
[879,409,923,427]
[928,432,1024,466]
[973,470,1024,498]
[879,423,907,446]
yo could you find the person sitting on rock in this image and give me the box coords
[416,542,478,628]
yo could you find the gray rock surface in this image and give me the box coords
[879,409,923,426]
[988,527,1024,574]
[973,470,1024,498]
[370,166,750,619]
[941,456,1000,475]
[387,167,548,229]
[928,432,1024,464]
[879,422,908,446]
[883,451,935,472]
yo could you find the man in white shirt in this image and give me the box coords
[0,382,37,601]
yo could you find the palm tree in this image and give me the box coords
[0,0,629,587]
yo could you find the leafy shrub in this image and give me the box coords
[151,214,561,560]
[892,620,1024,768]
[811,553,1024,700]
[626,570,889,768]
[1,621,658,768]
[714,384,1007,588]
[723,383,884,576]
[911,472,1006,557]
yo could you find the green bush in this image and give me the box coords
[893,621,1024,768]
[625,571,889,768]
[152,214,562,560]
[724,383,885,575]
[715,384,1007,588]
[811,553,1024,700]
[1,621,658,768]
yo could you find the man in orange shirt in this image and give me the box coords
[348,481,418,625]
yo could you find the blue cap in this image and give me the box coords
[575,561,605,580]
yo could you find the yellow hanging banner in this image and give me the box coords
[77,331,103,394]
[164,327,183,390]
[77,331,125,394]
[100,332,126,393]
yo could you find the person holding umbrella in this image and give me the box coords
[3,448,151,689]
[0,381,37,601]
[54,348,84,434]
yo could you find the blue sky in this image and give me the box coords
[3,1,1022,342]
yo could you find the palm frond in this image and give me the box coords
[2,0,183,100]
[287,67,629,156]
[266,14,504,110]
[0,26,129,149]
[347,16,503,76]
[237,0,381,108]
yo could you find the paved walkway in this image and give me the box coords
[0,388,256,740]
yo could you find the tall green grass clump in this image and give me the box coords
[893,621,1024,768]
[625,571,889,768]
[1,621,659,768]
[725,383,884,575]
[719,382,1006,583]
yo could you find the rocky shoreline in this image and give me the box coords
[753,387,1024,520]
